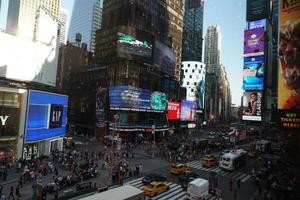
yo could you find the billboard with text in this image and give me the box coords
[167,101,180,120]
[244,27,264,57]
[180,100,197,121]
[243,56,265,90]
[242,91,262,121]
[277,0,300,129]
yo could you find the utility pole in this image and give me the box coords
[152,124,155,158]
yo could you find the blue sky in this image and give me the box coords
[0,0,245,105]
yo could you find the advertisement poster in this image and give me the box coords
[109,86,151,110]
[153,40,176,76]
[278,0,300,129]
[242,91,262,121]
[167,101,180,120]
[26,90,68,142]
[150,92,167,111]
[198,80,205,110]
[243,56,264,90]
[246,0,267,21]
[244,27,264,57]
[180,100,197,121]
[96,87,107,128]
[249,18,267,31]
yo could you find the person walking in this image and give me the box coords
[229,179,233,191]
[237,179,241,189]
[0,184,3,196]
[233,189,237,200]
[15,184,20,199]
[8,186,14,200]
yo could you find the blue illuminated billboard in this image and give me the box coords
[180,100,197,121]
[109,86,151,110]
[25,90,68,142]
[243,56,264,90]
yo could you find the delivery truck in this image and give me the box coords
[186,178,209,200]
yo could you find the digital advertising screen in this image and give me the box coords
[243,56,265,90]
[180,100,197,121]
[96,87,107,128]
[25,90,68,142]
[249,18,267,31]
[244,27,264,57]
[198,80,205,110]
[277,0,300,129]
[109,86,151,111]
[167,101,181,120]
[150,92,167,111]
[246,0,267,21]
[117,29,153,63]
[153,40,176,76]
[242,91,262,121]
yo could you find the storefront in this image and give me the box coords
[0,87,27,165]
[24,90,68,158]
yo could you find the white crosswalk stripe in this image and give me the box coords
[186,161,251,183]
[126,177,187,200]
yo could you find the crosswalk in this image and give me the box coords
[186,161,252,183]
[126,177,221,200]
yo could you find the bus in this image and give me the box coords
[219,149,247,171]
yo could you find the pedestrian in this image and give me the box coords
[229,179,233,191]
[19,176,22,188]
[8,186,14,200]
[258,182,262,196]
[237,179,241,189]
[0,184,3,196]
[54,189,58,200]
[3,171,7,181]
[15,184,20,199]
[233,189,237,200]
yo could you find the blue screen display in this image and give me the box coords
[243,56,264,91]
[25,90,68,142]
[109,86,151,110]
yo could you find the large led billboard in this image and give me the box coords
[153,40,176,76]
[180,100,197,121]
[249,18,267,31]
[150,92,167,111]
[243,56,264,90]
[242,91,262,121]
[198,80,205,110]
[244,27,264,57]
[246,0,267,21]
[0,10,59,86]
[25,90,68,142]
[117,29,153,63]
[167,101,181,120]
[277,0,300,129]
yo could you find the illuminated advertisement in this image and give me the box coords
[25,90,68,142]
[117,30,153,63]
[153,40,176,76]
[150,92,167,111]
[198,80,205,110]
[278,0,300,129]
[249,18,267,31]
[246,0,267,21]
[243,56,265,90]
[242,91,262,121]
[96,87,107,128]
[244,27,264,57]
[109,86,151,110]
[180,100,197,121]
[167,101,181,120]
[0,10,59,86]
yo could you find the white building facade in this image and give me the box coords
[59,7,68,45]
[181,61,206,102]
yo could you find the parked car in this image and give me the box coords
[142,173,167,185]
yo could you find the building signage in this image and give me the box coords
[0,116,9,126]
[180,100,197,121]
[246,0,267,21]
[153,40,176,76]
[277,0,300,129]
[243,56,265,90]
[49,105,63,128]
[242,91,262,121]
[244,27,264,57]
[167,101,181,120]
[26,90,68,142]
[198,80,205,110]
[150,92,167,111]
[249,18,267,31]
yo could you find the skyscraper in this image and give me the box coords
[6,0,60,39]
[59,7,68,45]
[68,0,103,52]
[204,25,222,75]
[182,0,204,62]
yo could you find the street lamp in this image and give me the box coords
[152,124,155,158]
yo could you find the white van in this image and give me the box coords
[187,178,209,200]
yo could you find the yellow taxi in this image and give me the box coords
[143,181,170,197]
[202,154,217,168]
[170,163,188,175]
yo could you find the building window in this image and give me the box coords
[190,75,192,78]
[191,89,194,92]
[187,82,189,85]
[185,69,188,72]
[192,69,195,73]
[188,64,190,67]
[194,82,197,86]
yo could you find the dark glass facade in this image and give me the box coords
[182,0,204,62]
